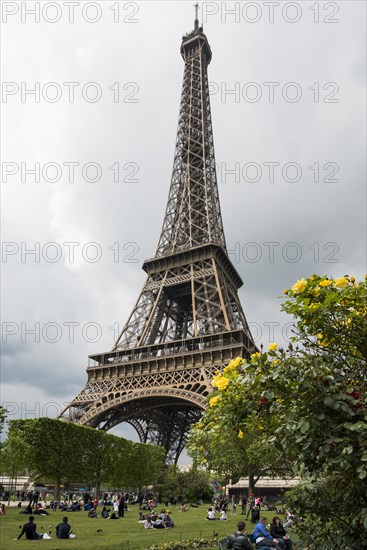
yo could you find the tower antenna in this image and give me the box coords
[194,3,199,30]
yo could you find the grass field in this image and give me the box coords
[0,504,279,550]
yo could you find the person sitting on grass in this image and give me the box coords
[254,517,285,548]
[220,509,228,521]
[56,516,75,539]
[163,514,174,528]
[207,507,216,520]
[153,518,165,529]
[34,503,49,516]
[109,512,119,520]
[283,510,294,528]
[179,503,187,512]
[19,503,32,515]
[138,511,147,522]
[87,507,98,518]
[17,516,44,540]
[269,517,293,550]
[144,518,154,529]
[101,506,110,518]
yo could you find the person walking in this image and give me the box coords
[231,495,237,514]
[118,493,125,518]
[246,495,254,520]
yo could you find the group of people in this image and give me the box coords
[9,489,48,505]
[224,517,293,549]
[19,502,49,516]
[48,492,129,518]
[17,516,76,540]
[140,508,175,529]
[207,505,228,521]
[235,495,269,518]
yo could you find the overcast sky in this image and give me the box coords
[1,1,366,458]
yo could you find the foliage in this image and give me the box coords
[0,430,30,503]
[0,430,29,477]
[286,477,365,550]
[0,405,7,439]
[187,356,291,492]
[153,465,214,502]
[145,539,219,550]
[188,274,367,548]
[9,418,88,500]
[6,417,165,499]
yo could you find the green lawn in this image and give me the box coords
[0,505,278,550]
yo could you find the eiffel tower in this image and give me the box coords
[60,10,256,464]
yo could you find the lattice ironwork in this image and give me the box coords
[60,15,256,465]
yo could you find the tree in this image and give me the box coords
[0,406,7,440]
[188,274,367,548]
[6,418,166,499]
[0,430,29,504]
[126,442,165,488]
[153,465,214,502]
[82,428,116,496]
[9,418,86,500]
[187,357,291,494]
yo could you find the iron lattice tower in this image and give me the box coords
[60,15,256,464]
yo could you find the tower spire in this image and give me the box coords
[157,16,219,258]
[194,3,199,30]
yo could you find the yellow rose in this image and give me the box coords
[250,352,261,360]
[320,279,332,287]
[224,356,242,373]
[334,277,348,288]
[216,376,229,390]
[238,429,244,439]
[211,374,222,388]
[292,278,307,294]
[311,287,321,296]
[273,359,280,365]
[209,396,220,407]
[268,342,278,351]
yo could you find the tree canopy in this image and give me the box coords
[188,274,367,549]
[4,418,165,499]
[153,465,214,502]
